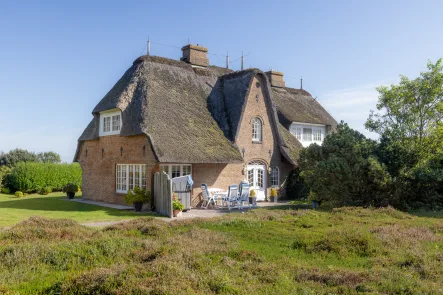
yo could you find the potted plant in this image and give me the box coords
[172,193,185,217]
[125,186,151,212]
[249,189,256,205]
[270,188,278,202]
[63,183,79,199]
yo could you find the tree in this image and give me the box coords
[299,122,391,207]
[38,152,61,164]
[366,59,443,157]
[0,149,40,167]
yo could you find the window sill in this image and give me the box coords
[252,141,262,144]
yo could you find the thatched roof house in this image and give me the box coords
[75,44,336,205]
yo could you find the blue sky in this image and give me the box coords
[1,0,442,162]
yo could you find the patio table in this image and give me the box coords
[208,188,228,208]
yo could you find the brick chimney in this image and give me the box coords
[265,70,285,88]
[181,44,209,67]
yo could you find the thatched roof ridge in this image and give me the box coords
[272,86,337,128]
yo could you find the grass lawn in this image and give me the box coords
[0,192,153,228]
[0,206,442,294]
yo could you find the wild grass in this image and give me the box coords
[0,207,441,294]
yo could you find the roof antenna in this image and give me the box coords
[226,51,229,69]
[300,76,303,89]
[147,37,150,56]
[241,51,244,70]
[188,38,190,45]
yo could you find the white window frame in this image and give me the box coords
[99,109,122,136]
[159,164,192,179]
[252,117,263,142]
[116,164,146,193]
[290,122,326,147]
[270,167,280,187]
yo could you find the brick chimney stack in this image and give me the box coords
[181,44,209,67]
[265,70,285,88]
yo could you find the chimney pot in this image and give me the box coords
[265,70,285,88]
[180,44,209,67]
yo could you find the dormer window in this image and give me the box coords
[99,109,122,136]
[290,122,326,147]
[252,117,262,142]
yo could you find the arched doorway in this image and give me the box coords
[247,160,266,201]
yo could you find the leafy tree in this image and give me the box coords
[0,166,11,190]
[37,151,61,164]
[0,149,40,167]
[299,122,391,207]
[366,59,443,157]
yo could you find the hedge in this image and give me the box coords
[8,162,82,193]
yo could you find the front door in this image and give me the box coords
[247,163,266,201]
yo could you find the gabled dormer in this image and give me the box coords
[99,108,122,137]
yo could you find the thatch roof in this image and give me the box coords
[75,55,336,165]
[272,87,337,129]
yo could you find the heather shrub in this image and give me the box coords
[8,162,82,193]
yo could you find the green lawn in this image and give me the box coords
[0,206,441,294]
[0,192,153,227]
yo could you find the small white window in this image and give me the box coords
[252,117,262,142]
[303,128,312,142]
[313,129,322,141]
[103,117,111,133]
[295,127,302,141]
[100,109,122,136]
[160,164,192,179]
[116,164,146,193]
[270,167,280,187]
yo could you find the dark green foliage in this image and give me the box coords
[299,122,391,207]
[0,166,10,190]
[124,186,151,204]
[0,149,40,167]
[285,167,309,200]
[8,162,82,193]
[39,186,53,195]
[37,152,61,164]
[62,183,79,194]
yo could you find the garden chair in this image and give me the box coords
[238,182,250,210]
[225,184,239,210]
[201,184,216,209]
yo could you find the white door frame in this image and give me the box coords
[247,161,267,201]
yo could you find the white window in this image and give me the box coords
[99,109,122,136]
[160,164,192,179]
[303,128,312,142]
[252,117,262,142]
[116,164,146,193]
[270,167,280,187]
[313,129,322,141]
[290,122,326,147]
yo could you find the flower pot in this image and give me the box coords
[134,202,143,212]
[67,192,75,199]
[270,196,276,203]
[173,209,182,217]
[249,197,256,205]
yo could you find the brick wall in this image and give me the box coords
[77,135,157,205]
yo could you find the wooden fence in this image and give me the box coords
[153,171,172,218]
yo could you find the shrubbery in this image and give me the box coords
[8,162,82,193]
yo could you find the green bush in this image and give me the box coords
[124,187,151,204]
[1,187,10,194]
[8,162,82,193]
[0,166,11,191]
[62,183,79,194]
[39,186,53,195]
[285,167,309,200]
[15,191,23,198]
